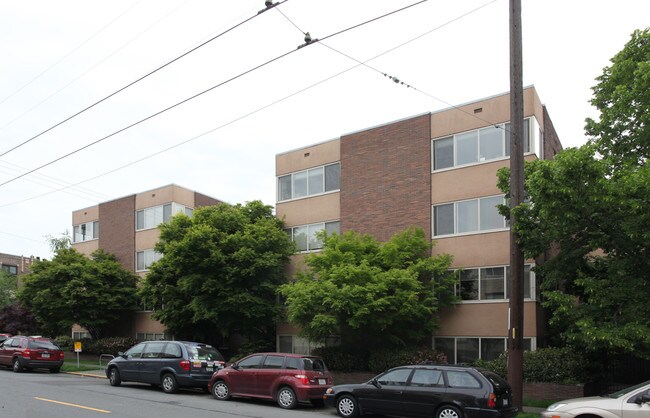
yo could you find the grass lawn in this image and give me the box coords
[518,413,541,418]
[61,359,105,372]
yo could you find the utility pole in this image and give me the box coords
[508,0,525,412]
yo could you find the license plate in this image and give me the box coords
[503,399,509,406]
[318,379,326,385]
[42,353,50,358]
[206,367,213,372]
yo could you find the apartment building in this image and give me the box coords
[275,86,563,361]
[70,184,221,341]
[0,253,37,278]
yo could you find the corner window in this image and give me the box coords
[277,163,340,202]
[453,264,534,301]
[433,196,506,237]
[73,221,99,242]
[136,203,192,231]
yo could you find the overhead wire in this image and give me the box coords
[0,0,288,159]
[1,0,500,209]
[0,0,428,189]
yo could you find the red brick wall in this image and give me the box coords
[523,382,585,401]
[543,105,563,160]
[194,192,221,208]
[340,114,432,242]
[99,195,136,271]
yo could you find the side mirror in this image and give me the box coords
[371,378,381,389]
[231,363,239,370]
[118,351,126,358]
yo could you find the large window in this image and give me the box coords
[434,337,533,363]
[1,265,18,275]
[432,118,532,170]
[433,195,506,237]
[73,221,99,242]
[136,249,163,271]
[277,163,340,202]
[454,264,533,301]
[136,203,193,231]
[286,221,340,252]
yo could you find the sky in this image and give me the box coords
[1,0,648,259]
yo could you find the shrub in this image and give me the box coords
[229,339,276,363]
[78,337,137,356]
[54,335,72,351]
[368,347,447,373]
[312,346,370,372]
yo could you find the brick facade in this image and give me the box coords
[98,195,136,271]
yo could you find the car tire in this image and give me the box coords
[212,380,231,400]
[336,395,359,418]
[277,386,297,409]
[161,373,178,394]
[437,405,463,418]
[108,367,122,386]
[12,358,22,373]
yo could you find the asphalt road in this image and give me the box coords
[0,368,339,418]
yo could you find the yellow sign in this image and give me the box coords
[74,341,82,352]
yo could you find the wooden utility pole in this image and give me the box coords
[508,0,525,412]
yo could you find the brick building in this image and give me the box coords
[275,87,562,361]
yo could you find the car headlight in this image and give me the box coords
[546,403,567,411]
[325,388,334,394]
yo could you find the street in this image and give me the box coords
[0,368,339,418]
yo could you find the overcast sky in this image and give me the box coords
[1,0,648,259]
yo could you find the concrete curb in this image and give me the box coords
[63,371,107,379]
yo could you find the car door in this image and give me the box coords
[255,355,285,398]
[357,368,412,416]
[0,338,13,366]
[622,387,650,418]
[119,343,145,381]
[402,368,447,417]
[139,341,167,384]
[228,354,264,396]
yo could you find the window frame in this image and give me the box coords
[73,220,99,243]
[286,220,340,253]
[433,336,535,363]
[452,263,535,302]
[135,202,193,231]
[432,195,507,238]
[136,249,163,272]
[277,162,340,202]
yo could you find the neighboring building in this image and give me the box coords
[70,184,222,341]
[275,86,563,361]
[0,253,37,278]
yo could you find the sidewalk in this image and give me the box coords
[64,368,107,379]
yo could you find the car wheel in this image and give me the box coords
[108,367,122,386]
[161,373,178,394]
[212,380,231,400]
[437,405,463,418]
[336,395,359,418]
[12,358,22,373]
[277,386,297,409]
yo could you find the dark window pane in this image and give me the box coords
[480,267,505,300]
[460,269,479,300]
[278,175,292,201]
[263,355,285,369]
[434,137,453,170]
[456,338,479,364]
[434,338,455,364]
[325,163,340,191]
[481,339,505,361]
[279,336,293,353]
[434,204,454,236]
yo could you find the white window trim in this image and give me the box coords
[432,336,537,363]
[432,195,507,238]
[135,202,193,231]
[286,220,340,253]
[452,263,536,303]
[135,249,163,272]
[277,162,340,203]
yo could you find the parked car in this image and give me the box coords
[0,335,64,373]
[0,333,11,343]
[541,380,650,418]
[105,340,225,394]
[208,352,333,409]
[323,364,518,418]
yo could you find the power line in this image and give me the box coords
[0,0,424,189]
[0,0,287,159]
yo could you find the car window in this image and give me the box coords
[238,355,264,369]
[481,370,509,389]
[286,357,301,370]
[161,343,182,359]
[262,355,285,369]
[12,338,24,348]
[126,343,146,359]
[378,368,412,386]
[302,357,327,372]
[142,342,166,358]
[410,369,444,387]
[2,338,13,347]
[29,340,59,350]
[186,344,224,361]
[446,371,481,388]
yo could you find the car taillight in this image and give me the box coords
[179,360,190,371]
[488,393,497,408]
[22,349,31,358]
[59,351,65,359]
[294,374,310,385]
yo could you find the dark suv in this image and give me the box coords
[0,336,64,373]
[106,340,225,393]
[208,352,333,409]
[323,364,517,418]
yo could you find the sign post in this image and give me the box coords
[74,341,82,368]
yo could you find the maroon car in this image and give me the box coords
[208,352,332,409]
[0,336,65,373]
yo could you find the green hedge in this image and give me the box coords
[473,347,588,384]
[368,348,448,373]
[75,337,138,356]
[312,346,370,372]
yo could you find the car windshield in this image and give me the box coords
[186,344,224,361]
[302,357,327,372]
[481,370,510,389]
[606,381,650,398]
[29,340,59,350]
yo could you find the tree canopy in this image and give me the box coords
[279,227,457,348]
[139,200,293,347]
[497,28,650,358]
[19,249,139,339]
[0,270,18,309]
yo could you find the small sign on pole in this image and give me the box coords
[74,341,82,368]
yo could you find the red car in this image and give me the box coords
[0,336,65,373]
[208,352,333,409]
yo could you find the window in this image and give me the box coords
[277,163,340,202]
[142,342,166,358]
[410,369,444,387]
[446,370,481,388]
[378,368,412,386]
[433,196,506,237]
[136,203,193,231]
[434,337,534,363]
[126,343,146,359]
[161,343,182,359]
[432,118,533,171]
[481,338,505,361]
[1,265,18,275]
[136,249,163,271]
[262,355,285,369]
[286,221,340,252]
[136,332,167,342]
[72,331,91,341]
[238,355,264,369]
[277,335,324,355]
[454,264,534,301]
[73,221,99,242]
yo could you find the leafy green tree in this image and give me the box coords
[45,230,71,253]
[0,270,18,309]
[19,249,139,339]
[496,28,650,358]
[279,227,457,348]
[139,201,294,347]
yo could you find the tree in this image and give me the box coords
[19,249,139,339]
[0,303,40,335]
[0,270,18,309]
[45,230,71,253]
[279,227,457,348]
[139,201,294,347]
[496,28,650,358]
